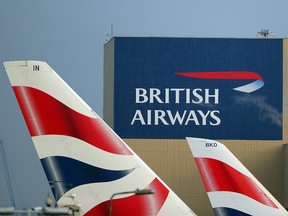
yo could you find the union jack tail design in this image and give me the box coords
[186,137,288,216]
[3,61,196,216]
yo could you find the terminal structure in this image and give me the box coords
[104,37,288,215]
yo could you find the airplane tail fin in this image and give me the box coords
[186,137,288,216]
[3,61,196,216]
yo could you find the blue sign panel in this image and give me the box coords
[113,38,283,140]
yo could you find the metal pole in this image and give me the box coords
[108,189,155,216]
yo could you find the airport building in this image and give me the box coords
[104,37,288,215]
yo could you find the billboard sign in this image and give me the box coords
[113,38,283,140]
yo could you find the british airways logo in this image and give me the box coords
[176,71,264,93]
[129,71,265,126]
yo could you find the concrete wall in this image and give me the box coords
[103,38,115,128]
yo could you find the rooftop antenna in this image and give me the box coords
[105,24,114,42]
[256,29,275,38]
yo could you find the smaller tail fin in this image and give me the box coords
[186,137,288,216]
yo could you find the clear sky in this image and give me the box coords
[0,0,288,209]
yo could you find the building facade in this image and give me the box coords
[104,37,288,215]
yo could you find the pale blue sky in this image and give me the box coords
[0,0,287,209]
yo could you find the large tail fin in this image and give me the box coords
[186,137,288,216]
[3,61,196,216]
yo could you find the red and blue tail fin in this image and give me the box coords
[186,137,288,216]
[3,61,196,216]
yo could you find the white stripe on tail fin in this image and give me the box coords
[186,137,288,216]
[3,61,197,216]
